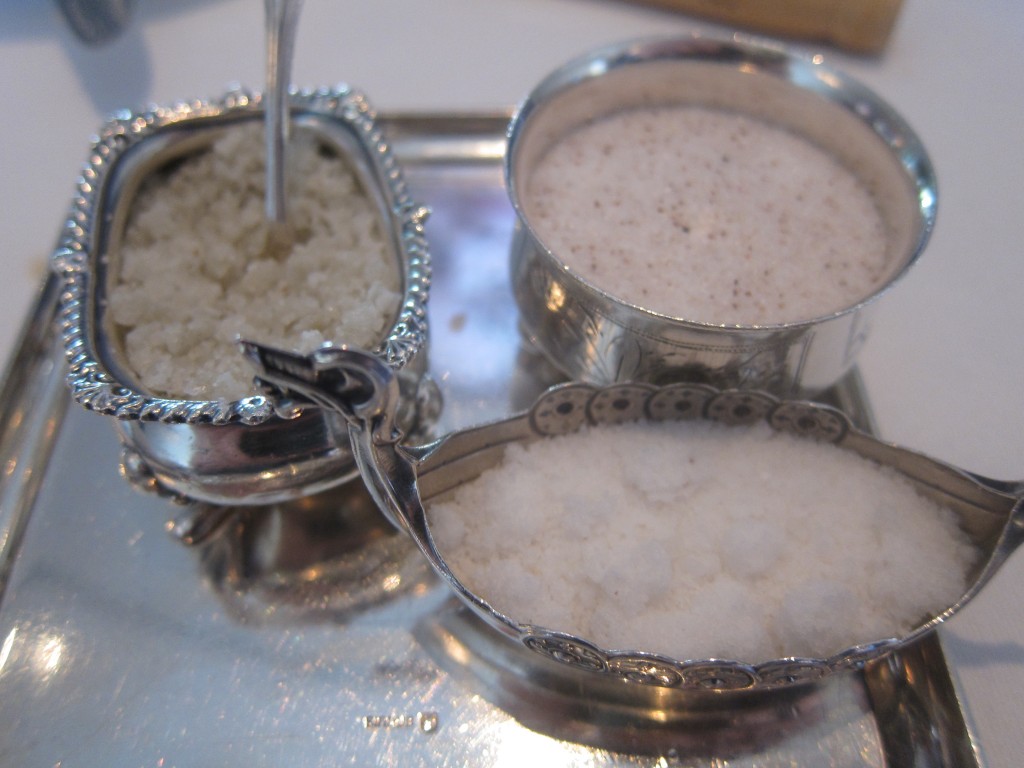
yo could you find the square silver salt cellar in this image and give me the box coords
[50,86,437,506]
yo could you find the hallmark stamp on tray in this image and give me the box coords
[362,711,439,734]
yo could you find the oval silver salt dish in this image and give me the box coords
[51,86,437,505]
[506,35,937,396]
[244,341,1023,692]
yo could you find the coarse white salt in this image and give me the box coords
[427,420,977,663]
[107,122,400,400]
[523,106,891,326]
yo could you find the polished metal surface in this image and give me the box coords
[0,114,982,765]
[0,276,68,604]
[263,0,303,240]
[50,87,436,505]
[506,35,937,397]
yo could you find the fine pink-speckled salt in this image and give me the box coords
[523,106,890,326]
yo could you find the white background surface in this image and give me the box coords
[1,1,1022,765]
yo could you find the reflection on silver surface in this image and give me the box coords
[196,481,433,626]
[0,114,980,766]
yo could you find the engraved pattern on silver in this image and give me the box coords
[754,659,830,686]
[705,390,777,426]
[51,85,432,427]
[528,383,594,436]
[584,383,656,425]
[644,382,717,422]
[769,401,849,442]
[679,663,760,691]
[606,654,684,688]
[522,634,607,672]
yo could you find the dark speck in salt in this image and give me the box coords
[448,312,467,332]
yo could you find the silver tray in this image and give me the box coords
[0,114,982,766]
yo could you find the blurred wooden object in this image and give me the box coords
[625,0,905,54]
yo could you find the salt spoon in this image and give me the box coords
[263,0,304,253]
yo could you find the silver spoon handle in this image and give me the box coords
[264,0,303,233]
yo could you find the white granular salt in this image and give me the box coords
[427,420,977,663]
[107,122,400,400]
[523,106,890,326]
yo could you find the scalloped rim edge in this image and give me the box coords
[51,85,431,426]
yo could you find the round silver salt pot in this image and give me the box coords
[506,36,937,396]
[51,86,437,505]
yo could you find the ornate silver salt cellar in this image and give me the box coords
[241,340,1024,692]
[51,85,437,505]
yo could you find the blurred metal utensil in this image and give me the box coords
[264,0,304,249]
[55,0,134,46]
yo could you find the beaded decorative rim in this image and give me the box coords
[51,85,431,427]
